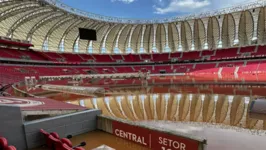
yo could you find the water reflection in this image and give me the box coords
[41,82,266,150]
[48,84,266,100]
[63,92,266,130]
[44,84,266,130]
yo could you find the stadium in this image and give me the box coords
[1,0,266,150]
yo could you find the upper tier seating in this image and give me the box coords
[239,46,256,54]
[0,34,264,63]
[110,54,124,60]
[19,50,48,61]
[123,54,141,62]
[93,54,114,62]
[170,52,182,59]
[211,48,238,60]
[0,48,19,59]
[60,53,84,62]
[37,51,64,62]
[201,50,215,57]
[181,51,201,61]
[140,54,151,60]
[152,53,169,62]
[0,48,47,60]
[0,36,33,48]
[78,54,95,62]
[1,45,266,63]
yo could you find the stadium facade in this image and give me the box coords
[0,0,265,53]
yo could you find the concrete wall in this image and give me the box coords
[24,109,101,149]
[0,106,27,150]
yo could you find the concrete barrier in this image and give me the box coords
[97,115,207,150]
[0,106,27,150]
[24,109,101,149]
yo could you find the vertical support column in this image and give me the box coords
[152,24,158,52]
[140,25,146,52]
[232,12,242,45]
[140,95,147,120]
[152,94,158,120]
[163,94,170,120]
[176,23,182,51]
[224,95,234,124]
[211,95,219,122]
[127,25,137,49]
[164,23,169,51]
[115,25,127,48]
[116,96,128,119]
[238,97,250,127]
[202,18,209,49]
[102,25,115,52]
[188,20,194,51]
[88,41,93,50]
[252,8,260,41]
[128,96,139,120]
[174,94,182,121]
[185,94,193,121]
[217,15,224,48]
[92,98,98,109]
[104,97,116,117]
[197,95,205,122]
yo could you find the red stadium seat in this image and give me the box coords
[4,146,16,150]
[61,138,72,147]
[40,129,52,147]
[40,129,84,150]
[50,132,60,139]
[48,135,62,150]
[40,129,60,148]
[40,129,49,137]
[0,137,8,149]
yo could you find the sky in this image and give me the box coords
[60,0,253,19]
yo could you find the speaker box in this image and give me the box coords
[79,28,97,41]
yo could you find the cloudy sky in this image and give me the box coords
[60,0,253,19]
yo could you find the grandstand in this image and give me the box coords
[1,0,266,150]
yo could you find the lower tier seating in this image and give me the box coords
[0,59,265,85]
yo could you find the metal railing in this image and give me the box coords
[44,0,265,24]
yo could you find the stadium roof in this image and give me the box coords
[0,0,265,53]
